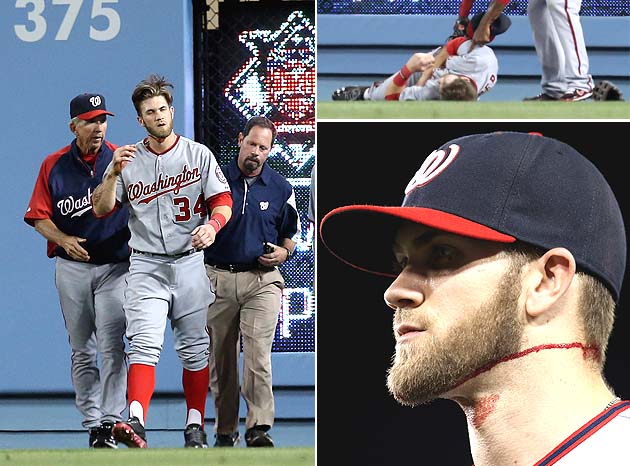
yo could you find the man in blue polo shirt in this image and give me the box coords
[204,116,300,448]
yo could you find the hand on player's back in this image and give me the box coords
[112,145,137,174]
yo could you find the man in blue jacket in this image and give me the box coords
[24,93,130,448]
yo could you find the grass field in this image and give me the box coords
[317,101,630,119]
[0,448,314,466]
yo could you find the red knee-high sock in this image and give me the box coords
[182,366,210,428]
[128,363,156,423]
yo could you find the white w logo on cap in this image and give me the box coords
[405,144,460,195]
[89,95,102,107]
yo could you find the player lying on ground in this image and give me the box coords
[332,11,510,102]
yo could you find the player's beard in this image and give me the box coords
[146,120,173,140]
[386,260,524,407]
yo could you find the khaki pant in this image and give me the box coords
[205,265,284,434]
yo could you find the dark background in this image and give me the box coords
[316,122,630,465]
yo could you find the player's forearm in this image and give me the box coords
[33,218,69,246]
[210,205,232,225]
[385,52,435,99]
[480,0,508,26]
[416,67,435,87]
[417,49,448,86]
[280,238,296,254]
[92,172,119,216]
[458,0,474,18]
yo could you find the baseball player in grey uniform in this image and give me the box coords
[332,12,509,102]
[92,74,233,449]
[366,37,498,101]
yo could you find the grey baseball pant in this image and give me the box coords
[528,0,592,96]
[55,257,128,428]
[124,251,212,370]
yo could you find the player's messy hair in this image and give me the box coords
[132,74,174,115]
[439,77,477,101]
[243,116,277,146]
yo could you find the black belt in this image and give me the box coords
[208,262,259,273]
[133,249,197,259]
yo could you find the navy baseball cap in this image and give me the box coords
[466,11,512,41]
[320,132,626,302]
[70,93,114,120]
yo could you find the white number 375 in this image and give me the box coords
[14,0,121,42]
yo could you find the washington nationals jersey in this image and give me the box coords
[536,401,630,465]
[109,135,230,255]
[24,140,130,264]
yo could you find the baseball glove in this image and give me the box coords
[593,80,625,101]
[447,17,469,41]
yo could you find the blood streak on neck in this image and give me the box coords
[455,342,600,388]
[470,394,500,428]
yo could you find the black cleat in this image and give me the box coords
[88,426,99,448]
[90,422,118,448]
[523,93,559,101]
[214,431,240,447]
[245,425,274,447]
[184,423,208,448]
[331,86,367,101]
[113,417,147,448]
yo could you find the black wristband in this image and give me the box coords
[282,246,293,259]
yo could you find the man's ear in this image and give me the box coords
[137,115,145,127]
[237,132,244,146]
[525,247,577,318]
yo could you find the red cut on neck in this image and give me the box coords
[470,394,500,428]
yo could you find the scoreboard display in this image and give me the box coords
[196,0,316,353]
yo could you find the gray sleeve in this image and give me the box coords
[400,79,441,101]
[102,160,126,204]
[445,54,481,76]
[367,71,426,101]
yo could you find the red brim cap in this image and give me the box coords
[319,205,516,277]
[320,131,625,303]
[76,109,115,120]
